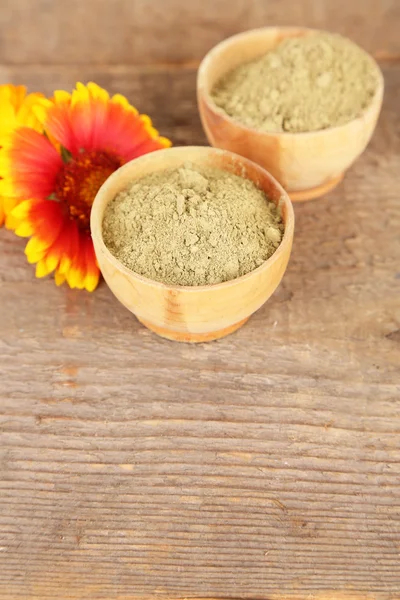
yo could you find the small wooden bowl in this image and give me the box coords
[91,146,294,343]
[197,27,384,201]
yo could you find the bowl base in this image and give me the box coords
[289,173,344,202]
[137,316,249,343]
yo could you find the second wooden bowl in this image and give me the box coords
[197,27,384,201]
[91,146,294,343]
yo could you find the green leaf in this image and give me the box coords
[60,145,72,163]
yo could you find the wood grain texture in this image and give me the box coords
[0,0,400,66]
[0,63,400,599]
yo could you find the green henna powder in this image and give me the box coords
[211,32,379,133]
[102,163,283,286]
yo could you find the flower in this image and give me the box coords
[0,84,44,228]
[4,82,171,291]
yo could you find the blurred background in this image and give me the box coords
[1,0,398,144]
[1,0,399,65]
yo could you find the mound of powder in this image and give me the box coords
[102,163,283,286]
[211,32,379,133]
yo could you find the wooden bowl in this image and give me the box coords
[91,146,294,343]
[197,27,384,201]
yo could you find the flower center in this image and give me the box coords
[55,150,122,230]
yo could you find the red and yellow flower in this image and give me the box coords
[3,82,171,291]
[0,84,44,228]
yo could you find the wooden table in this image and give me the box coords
[1,61,399,599]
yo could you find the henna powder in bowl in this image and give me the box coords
[102,162,283,286]
[211,31,380,133]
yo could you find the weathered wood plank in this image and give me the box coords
[0,63,399,599]
[0,0,400,66]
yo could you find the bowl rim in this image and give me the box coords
[197,25,385,139]
[90,145,295,293]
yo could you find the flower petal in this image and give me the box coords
[15,221,35,237]
[35,258,53,278]
[54,270,66,286]
[0,85,44,140]
[58,221,79,275]
[25,236,48,263]
[5,128,63,199]
[28,200,65,243]
[34,94,75,153]
[43,220,77,274]
[83,236,100,292]
[2,196,19,229]
[38,82,171,161]
[12,199,34,220]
